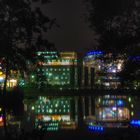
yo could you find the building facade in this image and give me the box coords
[32,51,78,89]
[83,50,124,89]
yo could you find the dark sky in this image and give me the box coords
[40,0,97,54]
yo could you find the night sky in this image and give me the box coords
[40,0,97,55]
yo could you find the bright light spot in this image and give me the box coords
[31,106,35,110]
[31,75,35,78]
[112,107,117,111]
[131,112,134,116]
[0,117,3,122]
[131,104,134,108]
[0,77,4,82]
[128,97,132,102]
[112,69,116,73]
[98,98,101,103]
[49,109,52,113]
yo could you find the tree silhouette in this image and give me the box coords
[86,0,140,88]
[0,0,54,135]
[86,0,140,54]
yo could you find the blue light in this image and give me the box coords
[101,127,103,131]
[129,56,140,61]
[117,100,124,106]
[94,126,97,130]
[130,120,140,127]
[86,50,103,56]
[88,125,104,132]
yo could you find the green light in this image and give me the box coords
[98,98,101,103]
[131,111,134,116]
[48,73,52,76]
[31,75,35,78]
[55,77,59,80]
[128,97,131,102]
[49,109,53,113]
[31,106,35,110]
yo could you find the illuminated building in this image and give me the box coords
[83,50,124,89]
[95,95,133,127]
[0,62,19,88]
[34,51,78,89]
[82,50,104,88]
[30,96,77,131]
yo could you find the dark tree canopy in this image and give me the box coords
[86,0,140,88]
[0,0,54,72]
[86,0,140,54]
[0,0,55,134]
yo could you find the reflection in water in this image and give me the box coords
[28,96,77,131]
[25,95,140,131]
[95,95,131,122]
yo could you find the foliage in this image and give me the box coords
[86,0,140,88]
[0,0,55,72]
[0,0,55,134]
[86,0,140,54]
[119,57,140,89]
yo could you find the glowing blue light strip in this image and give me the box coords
[86,50,103,56]
[130,120,140,126]
[88,125,104,132]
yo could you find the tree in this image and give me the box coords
[119,56,140,89]
[86,0,140,54]
[86,0,140,88]
[0,0,54,135]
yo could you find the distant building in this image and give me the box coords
[0,60,19,88]
[32,51,78,89]
[83,50,124,89]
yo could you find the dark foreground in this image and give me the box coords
[1,127,140,140]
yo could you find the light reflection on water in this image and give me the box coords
[25,95,140,130]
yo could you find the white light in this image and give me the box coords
[0,77,4,82]
[112,107,117,111]
[10,79,17,83]
[112,69,116,73]
[117,63,122,70]
[61,115,70,121]
[43,115,51,121]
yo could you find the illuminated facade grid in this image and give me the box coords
[35,51,78,88]
[30,96,76,131]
